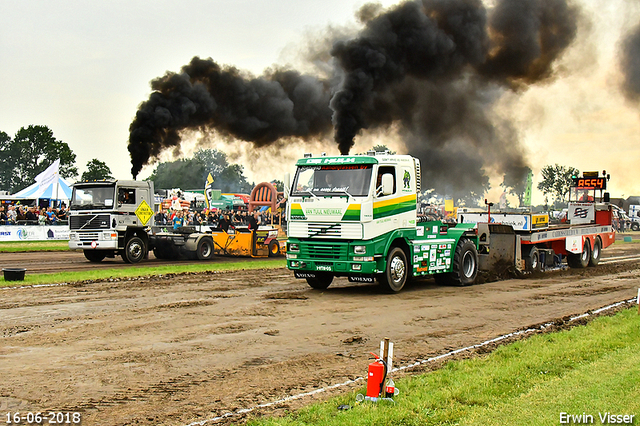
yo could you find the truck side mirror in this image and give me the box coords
[382,173,394,196]
[603,192,610,203]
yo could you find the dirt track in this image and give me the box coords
[1,243,640,426]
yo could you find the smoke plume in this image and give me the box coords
[129,59,333,178]
[621,22,640,102]
[129,0,580,201]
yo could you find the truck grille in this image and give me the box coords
[308,223,341,236]
[288,222,362,239]
[77,232,100,241]
[70,214,111,230]
[303,244,348,260]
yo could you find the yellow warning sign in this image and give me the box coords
[135,200,154,226]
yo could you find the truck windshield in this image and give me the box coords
[291,165,373,197]
[70,186,116,209]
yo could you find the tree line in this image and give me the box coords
[0,125,256,194]
[0,125,579,205]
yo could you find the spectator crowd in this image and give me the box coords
[0,204,68,225]
[154,206,285,232]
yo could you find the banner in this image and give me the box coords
[0,225,69,241]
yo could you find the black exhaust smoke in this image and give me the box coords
[129,0,579,198]
[621,22,640,102]
[128,59,333,178]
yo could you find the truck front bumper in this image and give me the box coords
[287,257,379,275]
[68,231,119,250]
[286,238,383,277]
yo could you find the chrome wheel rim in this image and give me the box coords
[390,256,405,284]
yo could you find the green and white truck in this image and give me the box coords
[285,153,616,292]
[285,152,480,292]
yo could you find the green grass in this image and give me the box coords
[0,240,69,252]
[249,308,640,426]
[0,258,286,287]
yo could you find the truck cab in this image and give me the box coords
[285,152,473,292]
[68,180,154,263]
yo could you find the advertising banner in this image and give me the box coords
[0,225,70,241]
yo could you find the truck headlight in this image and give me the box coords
[287,254,297,259]
[288,243,299,252]
[354,245,366,254]
[69,233,77,240]
[290,261,300,267]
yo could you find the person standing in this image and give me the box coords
[7,205,17,224]
[247,210,260,231]
[173,210,184,230]
[155,207,167,225]
[26,206,38,223]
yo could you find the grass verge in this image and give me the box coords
[0,258,286,287]
[249,307,640,426]
[0,240,69,252]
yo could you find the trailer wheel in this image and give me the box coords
[268,241,280,257]
[523,246,541,272]
[379,246,409,293]
[589,237,602,267]
[122,236,146,264]
[306,273,333,290]
[631,222,639,231]
[84,250,106,263]
[197,237,214,260]
[567,239,590,268]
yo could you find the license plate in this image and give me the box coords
[316,265,332,271]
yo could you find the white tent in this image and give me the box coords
[12,176,73,204]
[12,160,73,205]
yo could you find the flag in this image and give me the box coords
[35,159,60,191]
[204,173,215,210]
[523,170,533,206]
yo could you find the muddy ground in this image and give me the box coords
[1,242,640,426]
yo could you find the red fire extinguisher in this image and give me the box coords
[366,352,387,399]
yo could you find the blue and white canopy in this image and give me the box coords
[12,176,73,201]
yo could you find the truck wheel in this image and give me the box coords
[523,246,541,272]
[437,238,478,286]
[306,273,333,290]
[197,237,214,260]
[84,250,106,263]
[153,247,167,260]
[589,237,602,267]
[567,239,591,268]
[379,246,409,293]
[122,236,146,264]
[268,241,280,257]
[631,222,639,231]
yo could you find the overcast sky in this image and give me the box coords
[1,0,639,204]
